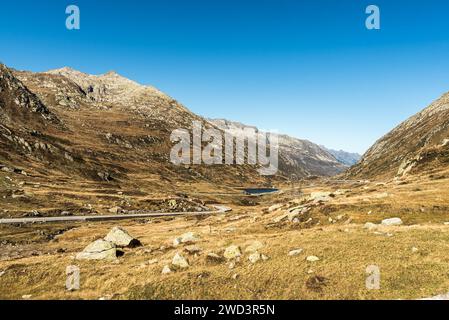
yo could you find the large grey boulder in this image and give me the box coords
[76,239,117,260]
[104,226,141,248]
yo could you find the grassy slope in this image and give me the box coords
[2,171,449,300]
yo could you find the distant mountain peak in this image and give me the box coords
[208,118,348,177]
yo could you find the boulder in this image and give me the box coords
[288,249,303,256]
[172,252,189,269]
[161,265,172,274]
[223,245,242,260]
[248,252,261,264]
[104,226,141,248]
[306,255,320,262]
[184,245,202,255]
[381,217,403,226]
[76,239,117,260]
[173,232,199,246]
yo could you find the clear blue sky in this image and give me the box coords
[1,0,449,154]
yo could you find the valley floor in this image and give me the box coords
[2,170,449,300]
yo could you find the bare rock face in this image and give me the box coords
[104,227,141,248]
[76,239,117,260]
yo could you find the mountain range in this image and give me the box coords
[0,62,358,192]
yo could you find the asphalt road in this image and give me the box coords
[0,205,231,224]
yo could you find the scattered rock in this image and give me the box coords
[22,295,32,300]
[244,240,264,253]
[108,206,123,214]
[173,232,199,246]
[309,192,333,203]
[248,252,261,264]
[172,252,189,269]
[162,265,172,274]
[261,254,269,261]
[184,245,202,255]
[411,247,419,253]
[381,217,403,226]
[373,231,394,237]
[0,271,5,277]
[268,204,283,212]
[363,222,378,231]
[288,249,303,256]
[76,239,117,260]
[104,226,141,248]
[273,213,288,223]
[306,255,320,262]
[223,245,242,260]
[232,273,239,280]
[287,211,300,222]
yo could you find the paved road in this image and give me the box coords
[0,205,231,224]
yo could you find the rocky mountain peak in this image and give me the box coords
[44,66,165,106]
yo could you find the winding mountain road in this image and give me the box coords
[0,205,231,224]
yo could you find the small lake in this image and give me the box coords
[243,188,279,195]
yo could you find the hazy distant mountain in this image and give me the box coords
[320,146,361,166]
[208,118,348,178]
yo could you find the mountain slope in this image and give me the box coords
[320,146,360,166]
[209,118,347,178]
[348,91,449,179]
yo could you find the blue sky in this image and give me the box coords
[1,0,449,154]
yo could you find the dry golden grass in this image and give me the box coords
[2,173,449,300]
